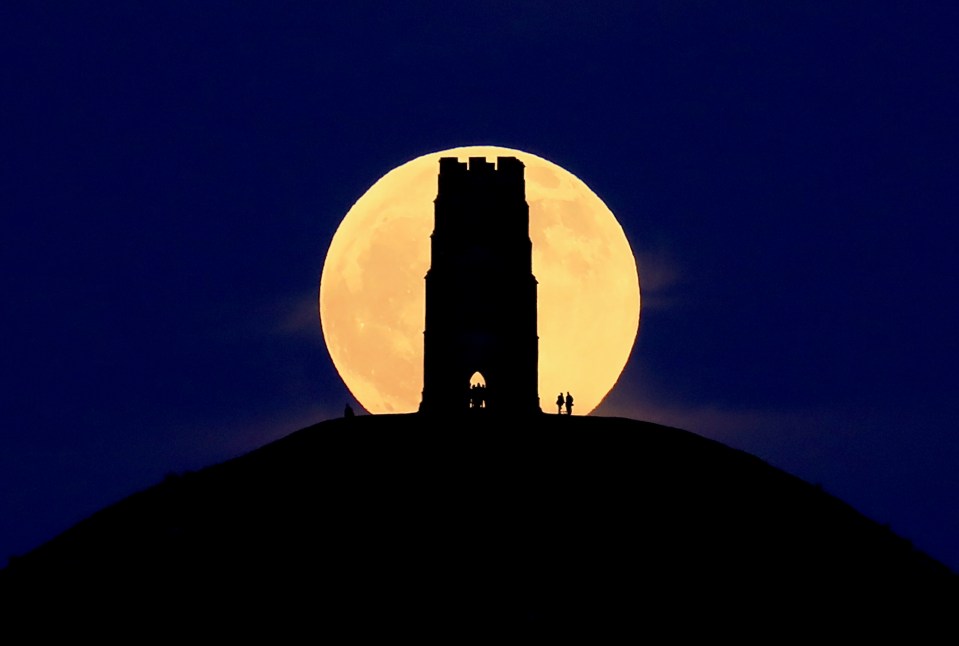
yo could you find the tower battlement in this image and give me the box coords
[437,156,525,202]
[434,156,528,241]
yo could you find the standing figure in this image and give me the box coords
[556,392,564,415]
[564,392,574,416]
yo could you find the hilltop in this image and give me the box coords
[1,413,955,637]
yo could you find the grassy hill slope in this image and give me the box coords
[2,413,955,637]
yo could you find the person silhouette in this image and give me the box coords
[564,392,574,415]
[556,392,564,415]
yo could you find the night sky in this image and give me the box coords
[3,3,958,573]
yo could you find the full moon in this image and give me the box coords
[319,145,640,415]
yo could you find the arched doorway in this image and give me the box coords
[469,371,487,409]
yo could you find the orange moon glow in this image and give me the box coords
[319,145,640,415]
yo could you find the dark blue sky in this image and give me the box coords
[3,3,958,572]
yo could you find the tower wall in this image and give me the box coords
[419,156,541,415]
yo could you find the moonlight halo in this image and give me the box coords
[319,145,640,415]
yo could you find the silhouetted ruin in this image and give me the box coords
[419,157,541,415]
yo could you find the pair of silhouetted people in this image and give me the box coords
[556,392,574,415]
[470,383,487,409]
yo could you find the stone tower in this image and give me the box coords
[419,156,541,415]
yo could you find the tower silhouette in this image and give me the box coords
[419,156,541,415]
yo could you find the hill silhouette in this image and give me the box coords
[1,413,955,638]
